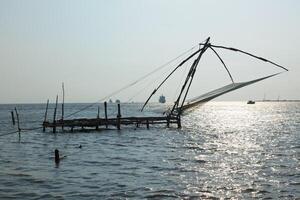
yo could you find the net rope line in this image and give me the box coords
[207,44,288,72]
[172,61,190,103]
[0,126,43,137]
[126,58,185,103]
[64,44,199,119]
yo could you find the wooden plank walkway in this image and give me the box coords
[43,115,181,132]
[42,101,181,133]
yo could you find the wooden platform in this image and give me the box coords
[43,115,181,133]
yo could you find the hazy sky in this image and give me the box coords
[0,0,299,103]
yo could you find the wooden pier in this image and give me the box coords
[42,102,181,133]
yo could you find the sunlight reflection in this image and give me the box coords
[180,101,294,198]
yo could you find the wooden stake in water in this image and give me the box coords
[117,103,121,130]
[53,95,58,133]
[61,83,65,131]
[96,106,100,130]
[146,119,149,129]
[104,101,108,128]
[11,111,15,126]
[43,99,49,132]
[55,149,60,164]
[14,107,21,135]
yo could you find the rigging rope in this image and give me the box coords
[64,44,199,118]
[126,58,184,102]
[0,126,43,137]
[141,46,205,111]
[209,46,235,83]
[172,61,189,102]
[208,44,289,72]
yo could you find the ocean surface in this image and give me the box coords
[0,102,299,199]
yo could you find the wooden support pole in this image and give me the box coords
[14,107,21,135]
[11,111,15,126]
[166,116,170,128]
[61,83,65,131]
[117,103,121,130]
[96,106,100,130]
[104,101,108,128]
[53,95,58,133]
[177,115,181,129]
[146,119,149,129]
[55,149,60,164]
[43,99,49,132]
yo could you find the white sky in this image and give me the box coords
[0,0,299,103]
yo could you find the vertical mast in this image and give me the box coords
[171,37,211,115]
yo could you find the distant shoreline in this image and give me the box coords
[255,100,300,102]
[0,100,300,105]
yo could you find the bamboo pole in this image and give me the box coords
[104,101,108,128]
[43,99,49,132]
[61,83,65,131]
[177,115,181,128]
[53,95,58,133]
[11,111,15,126]
[166,116,170,128]
[96,106,100,130]
[14,107,21,135]
[117,103,121,130]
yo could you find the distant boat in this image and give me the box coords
[247,100,255,104]
[109,99,113,103]
[159,95,166,103]
[115,99,121,104]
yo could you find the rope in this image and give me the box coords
[126,59,183,102]
[209,46,235,83]
[0,130,20,137]
[172,62,189,102]
[209,44,289,72]
[0,126,43,137]
[64,44,199,118]
[22,127,43,131]
[141,46,204,111]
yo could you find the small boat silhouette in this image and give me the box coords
[247,100,255,104]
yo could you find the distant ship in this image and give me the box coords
[115,99,121,104]
[159,95,166,103]
[247,100,255,104]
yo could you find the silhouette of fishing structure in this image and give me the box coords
[42,37,288,133]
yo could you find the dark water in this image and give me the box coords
[0,102,299,199]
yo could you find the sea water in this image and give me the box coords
[0,102,299,199]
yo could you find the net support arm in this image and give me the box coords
[140,46,204,112]
[209,46,235,83]
[209,44,289,71]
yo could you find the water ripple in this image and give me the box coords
[0,102,299,199]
